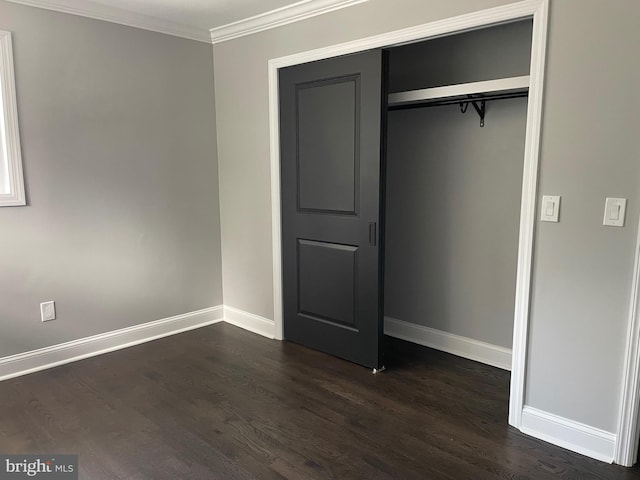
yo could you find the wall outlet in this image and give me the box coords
[40,301,56,322]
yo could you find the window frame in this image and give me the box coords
[0,30,25,207]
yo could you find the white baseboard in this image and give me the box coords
[224,306,275,339]
[0,306,224,381]
[3,305,616,466]
[520,406,616,463]
[384,316,512,370]
[0,309,504,382]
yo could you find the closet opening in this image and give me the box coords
[383,19,533,376]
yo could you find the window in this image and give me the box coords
[0,30,25,206]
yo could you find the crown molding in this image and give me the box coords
[4,0,212,43]
[210,0,368,45]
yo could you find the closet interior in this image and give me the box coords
[383,20,533,368]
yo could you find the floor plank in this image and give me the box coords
[0,323,639,479]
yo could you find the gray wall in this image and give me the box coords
[525,0,640,430]
[0,1,223,357]
[213,0,640,434]
[385,98,527,349]
[388,20,532,92]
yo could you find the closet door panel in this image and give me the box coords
[297,239,357,329]
[279,50,386,369]
[297,76,358,214]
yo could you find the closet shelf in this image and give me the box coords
[387,75,530,109]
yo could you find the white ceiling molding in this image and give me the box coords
[4,0,211,43]
[210,0,368,45]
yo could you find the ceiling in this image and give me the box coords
[6,0,366,43]
[6,0,314,42]
[88,0,299,31]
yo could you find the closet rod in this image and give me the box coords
[387,91,528,111]
[387,90,528,127]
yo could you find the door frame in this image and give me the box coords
[614,216,640,466]
[268,0,549,429]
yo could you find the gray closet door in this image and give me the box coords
[279,50,386,369]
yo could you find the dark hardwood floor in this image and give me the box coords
[1,323,639,479]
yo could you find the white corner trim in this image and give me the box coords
[269,55,285,342]
[0,306,224,381]
[3,0,211,43]
[614,213,640,466]
[224,306,276,339]
[521,406,616,464]
[210,0,368,44]
[0,31,26,207]
[384,317,512,370]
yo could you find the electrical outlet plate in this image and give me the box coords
[40,301,56,322]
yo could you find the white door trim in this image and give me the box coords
[268,0,549,430]
[614,216,640,466]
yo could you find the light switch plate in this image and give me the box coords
[603,197,627,227]
[541,195,560,222]
[40,301,56,322]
